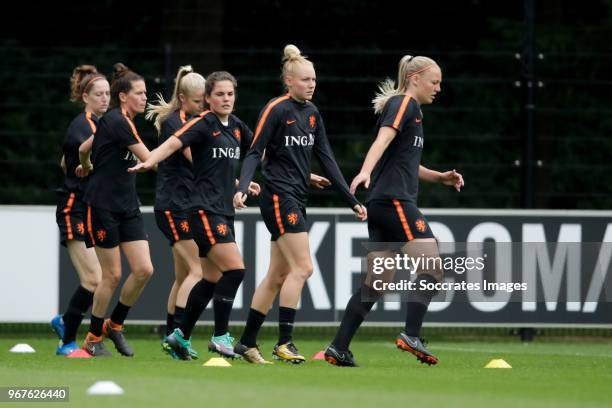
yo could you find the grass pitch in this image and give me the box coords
[1,334,611,408]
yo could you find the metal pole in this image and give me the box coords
[519,0,537,342]
[522,0,536,208]
[164,43,173,99]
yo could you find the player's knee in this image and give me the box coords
[270,272,288,288]
[291,261,313,281]
[303,261,314,279]
[187,265,202,280]
[174,268,188,284]
[175,274,186,286]
[143,265,155,280]
[134,264,154,281]
[203,269,222,283]
[82,274,101,291]
[103,269,122,288]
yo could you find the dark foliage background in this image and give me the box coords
[1,0,610,209]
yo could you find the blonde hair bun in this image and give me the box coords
[283,44,302,62]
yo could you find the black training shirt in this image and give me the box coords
[237,95,359,208]
[154,109,195,211]
[84,108,143,212]
[174,111,252,216]
[367,95,424,204]
[59,111,97,196]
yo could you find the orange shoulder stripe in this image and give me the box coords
[174,110,211,138]
[121,109,143,144]
[85,112,97,134]
[250,95,290,148]
[392,95,411,130]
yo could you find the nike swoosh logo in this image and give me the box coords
[213,131,221,136]
[415,118,422,123]
[406,338,418,348]
[286,119,296,125]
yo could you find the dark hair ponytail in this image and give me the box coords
[109,62,144,109]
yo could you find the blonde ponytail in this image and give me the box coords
[372,55,437,114]
[146,65,205,133]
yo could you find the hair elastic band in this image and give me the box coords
[83,75,104,93]
[407,64,433,78]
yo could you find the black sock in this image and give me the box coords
[90,315,104,337]
[404,302,428,337]
[166,313,174,336]
[332,285,381,350]
[278,307,296,345]
[110,301,130,326]
[213,269,245,337]
[240,308,267,348]
[179,279,216,339]
[404,274,437,337]
[62,286,94,344]
[173,306,185,330]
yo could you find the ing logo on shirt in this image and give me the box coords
[234,128,241,139]
[309,114,316,129]
[212,146,241,159]
[413,136,424,148]
[96,229,107,242]
[415,219,427,233]
[123,151,136,161]
[287,212,299,226]
[179,220,190,233]
[76,222,85,235]
[216,223,228,236]
[284,134,315,147]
